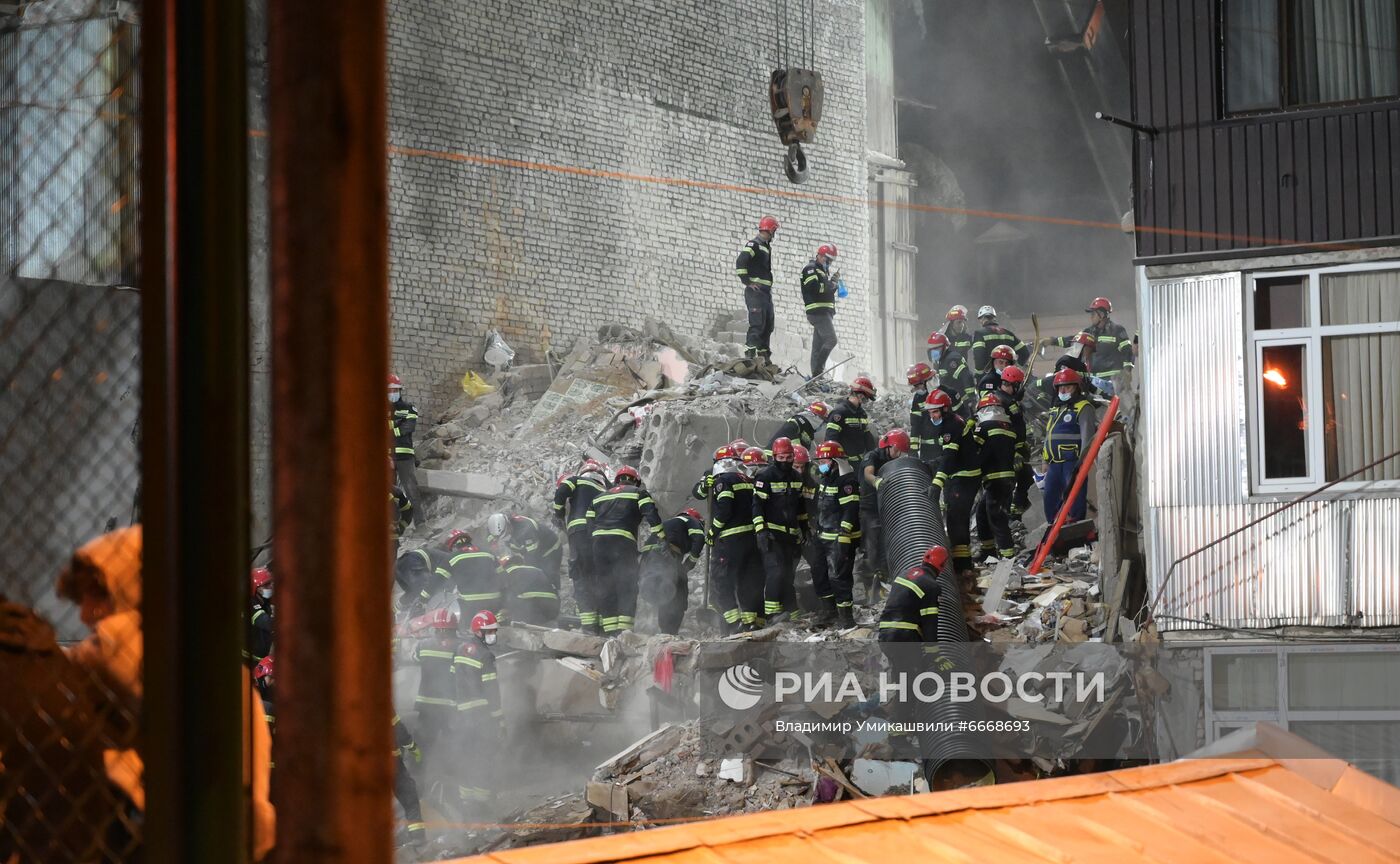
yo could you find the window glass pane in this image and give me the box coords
[1226,0,1281,111]
[1323,332,1400,482]
[1288,652,1400,709]
[1211,653,1278,711]
[1289,0,1400,106]
[1260,344,1309,480]
[1321,270,1400,325]
[1253,276,1308,329]
[1288,721,1400,785]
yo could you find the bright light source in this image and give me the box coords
[1262,368,1288,388]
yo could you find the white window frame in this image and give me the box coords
[1244,261,1400,496]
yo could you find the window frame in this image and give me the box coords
[1220,0,1400,117]
[1244,261,1400,496]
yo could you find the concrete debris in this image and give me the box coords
[718,757,753,784]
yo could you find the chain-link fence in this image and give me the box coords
[1,2,144,860]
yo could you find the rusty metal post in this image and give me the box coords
[268,0,392,860]
[140,0,250,860]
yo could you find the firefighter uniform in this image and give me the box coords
[411,635,460,757]
[877,563,941,642]
[944,324,975,358]
[990,385,1034,515]
[909,387,940,464]
[644,512,705,634]
[708,469,762,630]
[392,714,426,845]
[858,447,898,596]
[248,597,274,662]
[812,459,861,618]
[769,411,821,450]
[752,461,804,619]
[801,258,839,376]
[501,514,563,587]
[395,545,450,609]
[1042,395,1099,524]
[502,560,560,626]
[390,484,413,551]
[971,323,1030,372]
[823,399,876,466]
[736,236,775,359]
[1056,320,1135,380]
[932,415,983,572]
[438,546,502,623]
[552,468,608,631]
[390,399,420,523]
[587,483,664,633]
[974,405,1019,560]
[453,635,501,807]
[936,349,977,416]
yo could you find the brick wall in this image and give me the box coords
[386,0,872,416]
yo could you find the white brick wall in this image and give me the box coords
[385,0,872,414]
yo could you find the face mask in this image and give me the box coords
[484,632,497,646]
[929,415,943,426]
[929,349,943,364]
[817,462,832,474]
[1058,392,1073,402]
[258,587,273,600]
[389,391,400,403]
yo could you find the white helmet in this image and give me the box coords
[486,513,508,540]
[977,305,997,319]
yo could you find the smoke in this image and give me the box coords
[892,0,1136,333]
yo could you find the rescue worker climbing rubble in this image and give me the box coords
[812,440,860,628]
[553,458,609,633]
[736,215,779,368]
[769,401,830,451]
[586,465,663,634]
[801,243,840,376]
[753,437,804,622]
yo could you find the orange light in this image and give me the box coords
[1262,368,1288,388]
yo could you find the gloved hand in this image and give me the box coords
[407,742,423,765]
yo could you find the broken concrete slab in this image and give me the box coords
[595,723,687,780]
[718,757,754,784]
[498,623,606,656]
[418,468,507,499]
[982,559,1015,615]
[585,780,629,820]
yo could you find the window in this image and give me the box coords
[1224,0,1400,113]
[1247,264,1400,493]
[1205,646,1400,785]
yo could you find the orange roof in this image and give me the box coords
[452,737,1400,864]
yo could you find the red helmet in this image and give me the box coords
[758,215,779,233]
[927,332,951,350]
[923,389,954,412]
[807,401,831,419]
[816,243,838,259]
[1053,368,1083,387]
[254,654,274,681]
[250,567,273,591]
[976,394,1002,411]
[883,428,911,455]
[388,374,403,389]
[741,446,768,467]
[814,440,845,461]
[614,465,641,484]
[444,529,473,551]
[429,608,459,630]
[1072,331,1096,347]
[1086,297,1112,313]
[771,437,795,462]
[906,362,934,386]
[945,305,968,322]
[792,444,810,466]
[683,507,703,521]
[990,345,1016,363]
[1000,366,1026,385]
[728,438,750,452]
[850,376,877,398]
[470,609,498,637]
[582,458,605,474]
[713,444,738,461]
[922,546,950,570]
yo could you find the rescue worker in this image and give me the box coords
[769,401,830,451]
[395,529,469,614]
[977,344,1017,394]
[390,481,413,552]
[926,331,976,415]
[709,448,765,630]
[454,610,502,810]
[753,437,804,622]
[389,374,421,523]
[811,440,860,627]
[1041,368,1099,525]
[973,394,1019,561]
[971,305,1031,372]
[996,367,1035,516]
[248,567,275,662]
[485,512,563,587]
[552,459,609,633]
[410,608,461,758]
[925,389,982,575]
[391,714,426,849]
[801,243,840,376]
[821,376,878,467]
[859,428,911,603]
[736,215,778,364]
[1027,347,1095,410]
[438,534,502,625]
[942,305,975,357]
[906,362,939,464]
[644,507,705,635]
[794,442,819,615]
[878,546,947,643]
[499,554,560,626]
[1053,297,1134,389]
[587,465,663,634]
[691,443,735,504]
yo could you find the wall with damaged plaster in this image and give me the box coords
[386,0,873,416]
